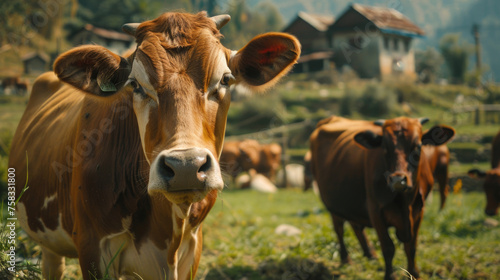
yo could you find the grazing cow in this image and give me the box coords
[9,12,300,280]
[1,76,28,95]
[220,139,282,183]
[310,116,454,280]
[421,144,450,209]
[468,130,500,216]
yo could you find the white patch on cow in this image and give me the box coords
[16,203,77,257]
[99,219,200,280]
[41,193,57,209]
[131,58,158,102]
[130,58,159,162]
[205,50,232,97]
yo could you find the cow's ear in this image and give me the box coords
[54,45,131,96]
[229,32,300,92]
[354,130,383,149]
[422,125,455,146]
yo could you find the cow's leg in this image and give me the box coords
[349,222,376,259]
[404,209,423,279]
[369,210,395,280]
[435,165,449,210]
[41,247,65,280]
[331,214,350,264]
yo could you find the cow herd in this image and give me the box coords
[7,11,499,280]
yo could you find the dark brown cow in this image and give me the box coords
[9,12,300,280]
[310,116,454,280]
[220,139,282,183]
[421,144,450,209]
[468,130,500,216]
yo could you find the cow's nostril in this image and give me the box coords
[198,155,212,179]
[160,157,176,181]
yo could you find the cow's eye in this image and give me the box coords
[130,79,149,98]
[220,73,235,86]
[130,80,141,91]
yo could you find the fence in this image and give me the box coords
[452,104,500,125]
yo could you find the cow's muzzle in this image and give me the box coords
[388,173,411,192]
[150,148,224,193]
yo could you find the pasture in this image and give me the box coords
[1,188,499,279]
[0,80,499,279]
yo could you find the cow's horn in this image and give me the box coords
[122,23,140,36]
[211,15,231,29]
[419,117,429,125]
[374,119,385,126]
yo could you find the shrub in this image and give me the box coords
[358,84,397,118]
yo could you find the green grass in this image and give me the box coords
[197,189,500,280]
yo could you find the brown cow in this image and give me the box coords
[9,12,300,280]
[468,130,500,216]
[421,144,451,210]
[310,116,454,280]
[220,139,282,183]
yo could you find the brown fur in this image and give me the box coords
[10,11,300,280]
[220,140,282,183]
[310,116,454,280]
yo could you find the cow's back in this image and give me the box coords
[310,117,378,224]
[9,72,86,256]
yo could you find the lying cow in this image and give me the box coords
[220,139,282,183]
[310,116,454,280]
[468,130,500,216]
[9,11,300,280]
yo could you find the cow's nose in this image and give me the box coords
[157,148,222,192]
[389,174,410,191]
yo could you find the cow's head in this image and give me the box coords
[54,12,300,205]
[469,168,500,216]
[354,117,455,192]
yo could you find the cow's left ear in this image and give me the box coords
[54,45,131,96]
[354,130,383,149]
[229,32,300,92]
[421,125,455,146]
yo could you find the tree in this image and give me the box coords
[439,33,472,84]
[415,47,443,83]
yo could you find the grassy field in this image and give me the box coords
[1,189,499,279]
[196,189,500,280]
[0,81,499,279]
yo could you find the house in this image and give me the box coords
[283,4,424,80]
[70,24,134,54]
[283,12,335,73]
[22,51,50,74]
[328,4,424,80]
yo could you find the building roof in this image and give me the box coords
[284,12,335,32]
[82,24,133,42]
[21,51,50,62]
[333,4,425,37]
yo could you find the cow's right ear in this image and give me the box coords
[54,45,131,96]
[354,130,383,149]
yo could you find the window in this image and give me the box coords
[384,37,390,50]
[404,39,411,52]
[393,38,399,51]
